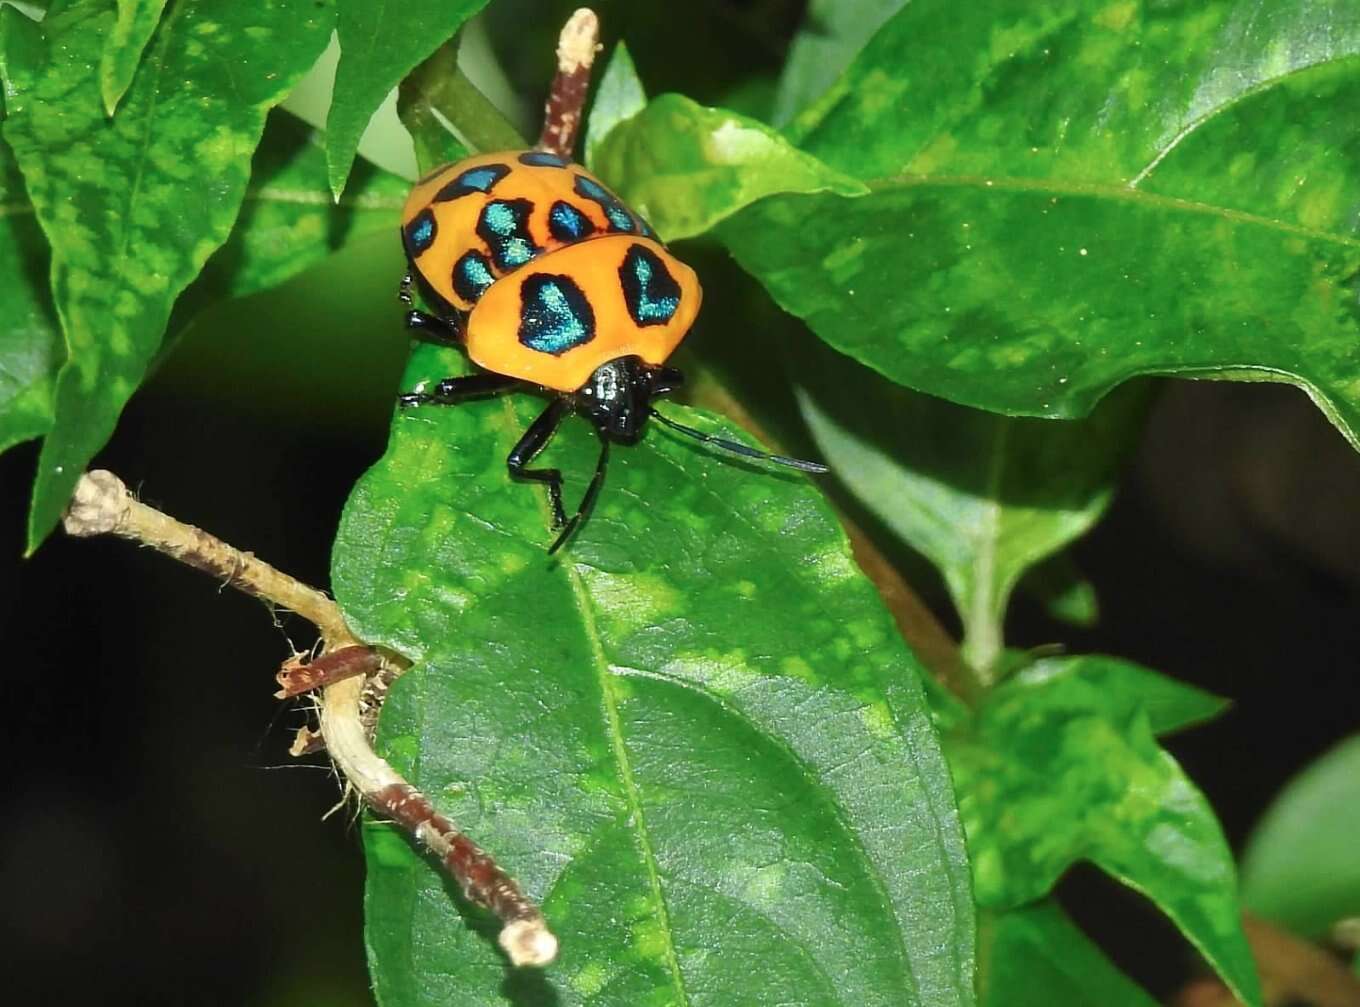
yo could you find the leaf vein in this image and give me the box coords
[865,173,1360,250]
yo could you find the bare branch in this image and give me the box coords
[64,470,557,966]
[276,645,383,699]
[537,7,601,158]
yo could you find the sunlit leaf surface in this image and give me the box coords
[593,93,866,242]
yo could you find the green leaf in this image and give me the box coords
[772,0,905,127]
[0,0,334,551]
[0,134,58,453]
[1241,734,1360,939]
[1017,554,1099,629]
[395,32,524,175]
[183,112,405,310]
[99,0,166,115]
[796,344,1146,678]
[980,900,1156,1007]
[0,110,404,460]
[1008,654,1228,737]
[719,3,1360,453]
[946,655,1258,1006]
[326,0,487,199]
[789,0,1360,185]
[334,345,976,1007]
[583,41,646,170]
[592,93,867,242]
[149,115,406,421]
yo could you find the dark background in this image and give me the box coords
[3,2,1358,1004]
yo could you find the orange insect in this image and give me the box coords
[399,150,824,552]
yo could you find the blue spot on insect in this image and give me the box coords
[519,151,569,167]
[459,167,504,191]
[404,209,437,255]
[519,273,596,354]
[548,200,595,242]
[619,244,680,326]
[477,199,540,271]
[573,174,635,233]
[433,163,510,202]
[453,250,496,303]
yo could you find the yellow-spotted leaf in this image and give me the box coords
[946,654,1257,1006]
[99,0,167,115]
[0,0,334,549]
[335,344,977,1007]
[717,1,1360,454]
[325,0,488,199]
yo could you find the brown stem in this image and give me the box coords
[276,645,383,699]
[536,7,600,158]
[63,470,557,966]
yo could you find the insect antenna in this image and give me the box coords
[549,437,611,554]
[648,409,829,474]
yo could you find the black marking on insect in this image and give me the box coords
[619,243,681,327]
[518,273,597,354]
[572,174,635,233]
[477,198,542,271]
[548,200,595,242]
[519,151,570,167]
[434,163,512,202]
[404,208,437,257]
[453,249,497,304]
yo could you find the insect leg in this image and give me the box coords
[398,373,520,408]
[549,435,609,554]
[399,271,463,344]
[507,399,571,529]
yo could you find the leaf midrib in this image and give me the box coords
[565,564,692,1003]
[493,395,691,1004]
[861,172,1360,249]
[961,416,1009,682]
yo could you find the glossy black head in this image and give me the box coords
[573,356,683,444]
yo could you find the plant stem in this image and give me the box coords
[537,7,600,157]
[62,470,557,966]
[398,35,526,172]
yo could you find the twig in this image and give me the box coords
[63,470,557,967]
[536,8,600,158]
[276,645,383,699]
[64,470,351,642]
